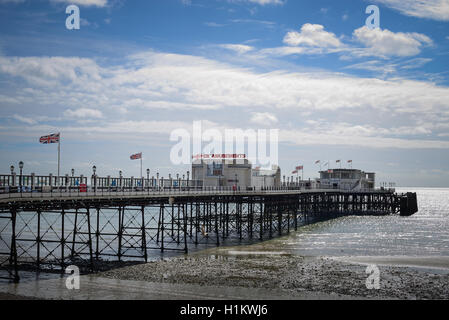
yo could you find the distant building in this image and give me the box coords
[318,169,375,190]
[192,158,252,188]
[251,166,281,188]
[191,155,282,189]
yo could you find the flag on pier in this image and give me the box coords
[296,165,303,170]
[292,170,298,174]
[315,160,320,164]
[130,152,143,178]
[39,132,61,183]
[39,133,60,144]
[130,152,142,160]
[347,160,352,163]
[336,160,341,163]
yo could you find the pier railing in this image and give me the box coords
[0,173,392,200]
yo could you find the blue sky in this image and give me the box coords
[0,0,449,186]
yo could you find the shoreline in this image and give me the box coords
[96,247,449,300]
[1,252,448,300]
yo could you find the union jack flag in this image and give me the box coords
[130,152,142,160]
[296,165,303,170]
[39,133,60,144]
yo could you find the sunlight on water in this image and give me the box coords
[279,188,449,257]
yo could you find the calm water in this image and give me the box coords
[274,188,449,257]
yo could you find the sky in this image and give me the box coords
[0,0,449,187]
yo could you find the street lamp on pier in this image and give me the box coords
[19,161,24,193]
[235,173,238,190]
[10,165,15,188]
[92,165,97,192]
[187,171,190,189]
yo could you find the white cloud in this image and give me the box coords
[258,46,309,56]
[280,128,449,149]
[1,51,449,150]
[343,58,432,75]
[271,24,432,59]
[64,108,103,119]
[219,44,254,54]
[353,26,433,57]
[344,60,398,75]
[1,52,448,116]
[1,0,109,6]
[51,0,108,7]
[373,0,449,21]
[283,24,343,48]
[204,22,226,27]
[228,0,284,5]
[11,114,36,124]
[250,112,278,125]
[0,0,25,4]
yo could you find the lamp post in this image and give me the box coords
[176,173,179,190]
[187,170,190,189]
[19,161,24,193]
[235,173,238,189]
[10,165,14,187]
[119,170,123,190]
[92,165,97,193]
[156,172,159,190]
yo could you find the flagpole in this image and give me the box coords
[140,153,143,179]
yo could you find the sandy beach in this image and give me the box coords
[1,246,448,300]
[96,245,449,300]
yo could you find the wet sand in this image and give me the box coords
[98,246,449,300]
[1,252,448,299]
[2,238,449,300]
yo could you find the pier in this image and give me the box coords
[0,173,418,283]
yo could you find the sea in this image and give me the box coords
[273,188,449,257]
[1,187,448,270]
